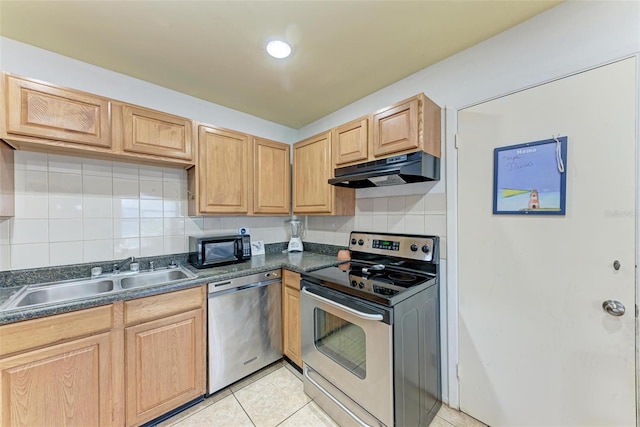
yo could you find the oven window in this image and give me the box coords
[313,308,366,379]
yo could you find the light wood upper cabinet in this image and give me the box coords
[189,130,291,216]
[0,305,115,427]
[195,125,250,215]
[3,74,111,149]
[332,117,369,167]
[372,93,441,158]
[333,116,369,167]
[293,131,354,215]
[282,269,302,368]
[124,287,206,427]
[114,103,194,162]
[253,137,290,215]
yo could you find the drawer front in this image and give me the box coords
[0,305,113,357]
[124,287,204,325]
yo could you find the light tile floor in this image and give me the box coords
[158,360,486,427]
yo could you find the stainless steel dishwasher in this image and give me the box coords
[207,269,282,394]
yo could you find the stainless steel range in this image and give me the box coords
[301,231,441,427]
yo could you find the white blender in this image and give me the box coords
[287,217,304,252]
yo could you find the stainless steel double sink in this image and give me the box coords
[0,267,197,311]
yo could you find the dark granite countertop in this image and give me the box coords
[0,251,344,325]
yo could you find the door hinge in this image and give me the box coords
[636,304,638,318]
[456,363,461,379]
[454,133,459,149]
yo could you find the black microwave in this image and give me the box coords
[188,234,251,269]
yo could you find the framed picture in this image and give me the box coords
[493,137,567,215]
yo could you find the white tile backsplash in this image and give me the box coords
[49,219,83,242]
[50,241,83,265]
[5,151,438,271]
[83,219,113,240]
[49,195,83,218]
[11,243,49,269]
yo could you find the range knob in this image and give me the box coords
[351,238,357,245]
[350,280,358,287]
[358,282,365,289]
[422,245,430,254]
[410,244,418,252]
[358,239,364,246]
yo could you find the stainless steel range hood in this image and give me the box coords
[328,151,440,188]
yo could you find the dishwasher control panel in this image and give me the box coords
[208,269,281,294]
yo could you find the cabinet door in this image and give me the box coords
[333,116,369,166]
[0,332,113,427]
[253,137,290,215]
[120,104,193,161]
[4,74,111,148]
[125,308,204,426]
[0,141,14,217]
[283,275,302,368]
[198,126,250,214]
[372,97,419,157]
[293,132,333,214]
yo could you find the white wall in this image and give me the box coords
[0,37,298,144]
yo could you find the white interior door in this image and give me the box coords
[457,58,637,426]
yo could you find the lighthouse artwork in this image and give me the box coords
[528,189,540,209]
[493,137,567,215]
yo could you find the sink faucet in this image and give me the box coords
[113,256,135,274]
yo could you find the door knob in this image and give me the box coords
[602,300,625,316]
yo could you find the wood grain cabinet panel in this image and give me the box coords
[197,125,250,214]
[372,93,441,158]
[125,309,204,427]
[253,137,290,215]
[293,131,354,215]
[118,104,194,162]
[0,332,113,427]
[282,270,302,368]
[333,116,369,167]
[0,141,14,217]
[4,74,111,149]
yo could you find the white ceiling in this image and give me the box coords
[0,1,562,128]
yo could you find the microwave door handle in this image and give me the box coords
[301,287,383,321]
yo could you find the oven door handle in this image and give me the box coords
[301,287,383,321]
[303,366,376,427]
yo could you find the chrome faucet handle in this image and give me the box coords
[168,260,178,269]
[113,263,119,274]
[149,261,156,271]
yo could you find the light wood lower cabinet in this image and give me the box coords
[0,287,206,427]
[123,287,206,427]
[0,305,114,427]
[282,269,302,368]
[125,309,204,426]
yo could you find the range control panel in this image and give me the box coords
[348,232,437,262]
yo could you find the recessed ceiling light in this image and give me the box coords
[266,40,292,59]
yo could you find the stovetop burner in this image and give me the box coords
[302,231,439,306]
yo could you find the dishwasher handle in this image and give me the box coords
[209,278,281,297]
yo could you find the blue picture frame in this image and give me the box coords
[493,137,567,215]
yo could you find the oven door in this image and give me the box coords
[301,282,393,427]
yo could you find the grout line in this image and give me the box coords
[274,400,312,426]
[232,392,257,427]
